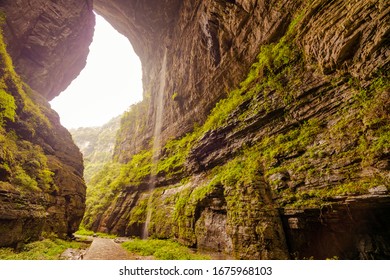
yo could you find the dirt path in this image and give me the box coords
[83,238,136,260]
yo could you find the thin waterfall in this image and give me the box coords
[142,48,167,239]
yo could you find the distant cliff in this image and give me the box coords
[70,115,121,183]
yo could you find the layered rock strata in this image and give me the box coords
[0,0,93,247]
[88,0,390,259]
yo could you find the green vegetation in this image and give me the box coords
[75,226,117,239]
[171,92,178,101]
[172,178,219,243]
[70,115,122,183]
[122,239,210,260]
[0,88,16,125]
[156,128,199,179]
[115,96,151,159]
[0,26,16,126]
[83,150,152,228]
[0,238,88,260]
[83,5,389,248]
[202,39,299,133]
[0,24,56,193]
[128,195,149,227]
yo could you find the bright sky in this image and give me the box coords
[50,13,143,129]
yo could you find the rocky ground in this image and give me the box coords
[61,237,152,260]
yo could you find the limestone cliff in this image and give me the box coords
[96,0,303,161]
[0,0,93,247]
[0,0,94,100]
[86,0,390,259]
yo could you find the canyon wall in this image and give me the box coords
[0,0,94,247]
[95,0,303,161]
[87,0,390,259]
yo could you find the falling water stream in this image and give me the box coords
[141,48,167,239]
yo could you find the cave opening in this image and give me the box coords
[50,13,143,129]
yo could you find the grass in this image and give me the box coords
[75,226,117,239]
[122,239,210,260]
[0,238,88,260]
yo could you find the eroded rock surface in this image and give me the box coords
[0,0,92,247]
[0,0,94,100]
[88,0,389,259]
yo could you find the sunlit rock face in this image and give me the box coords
[0,0,94,100]
[0,0,93,247]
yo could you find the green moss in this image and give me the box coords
[0,238,88,260]
[83,150,153,229]
[280,176,389,209]
[261,119,322,172]
[0,89,16,125]
[0,28,16,126]
[171,177,221,244]
[157,129,199,178]
[128,196,149,226]
[122,239,210,260]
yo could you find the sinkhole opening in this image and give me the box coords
[50,13,143,129]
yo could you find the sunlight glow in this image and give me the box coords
[50,13,143,129]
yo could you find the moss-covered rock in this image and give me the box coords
[0,18,86,247]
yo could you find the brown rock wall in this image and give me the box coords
[90,0,389,259]
[95,0,303,161]
[0,0,94,100]
[0,0,91,247]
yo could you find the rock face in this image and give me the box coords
[96,0,302,161]
[283,194,390,259]
[0,0,94,100]
[86,0,390,259]
[0,0,93,247]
